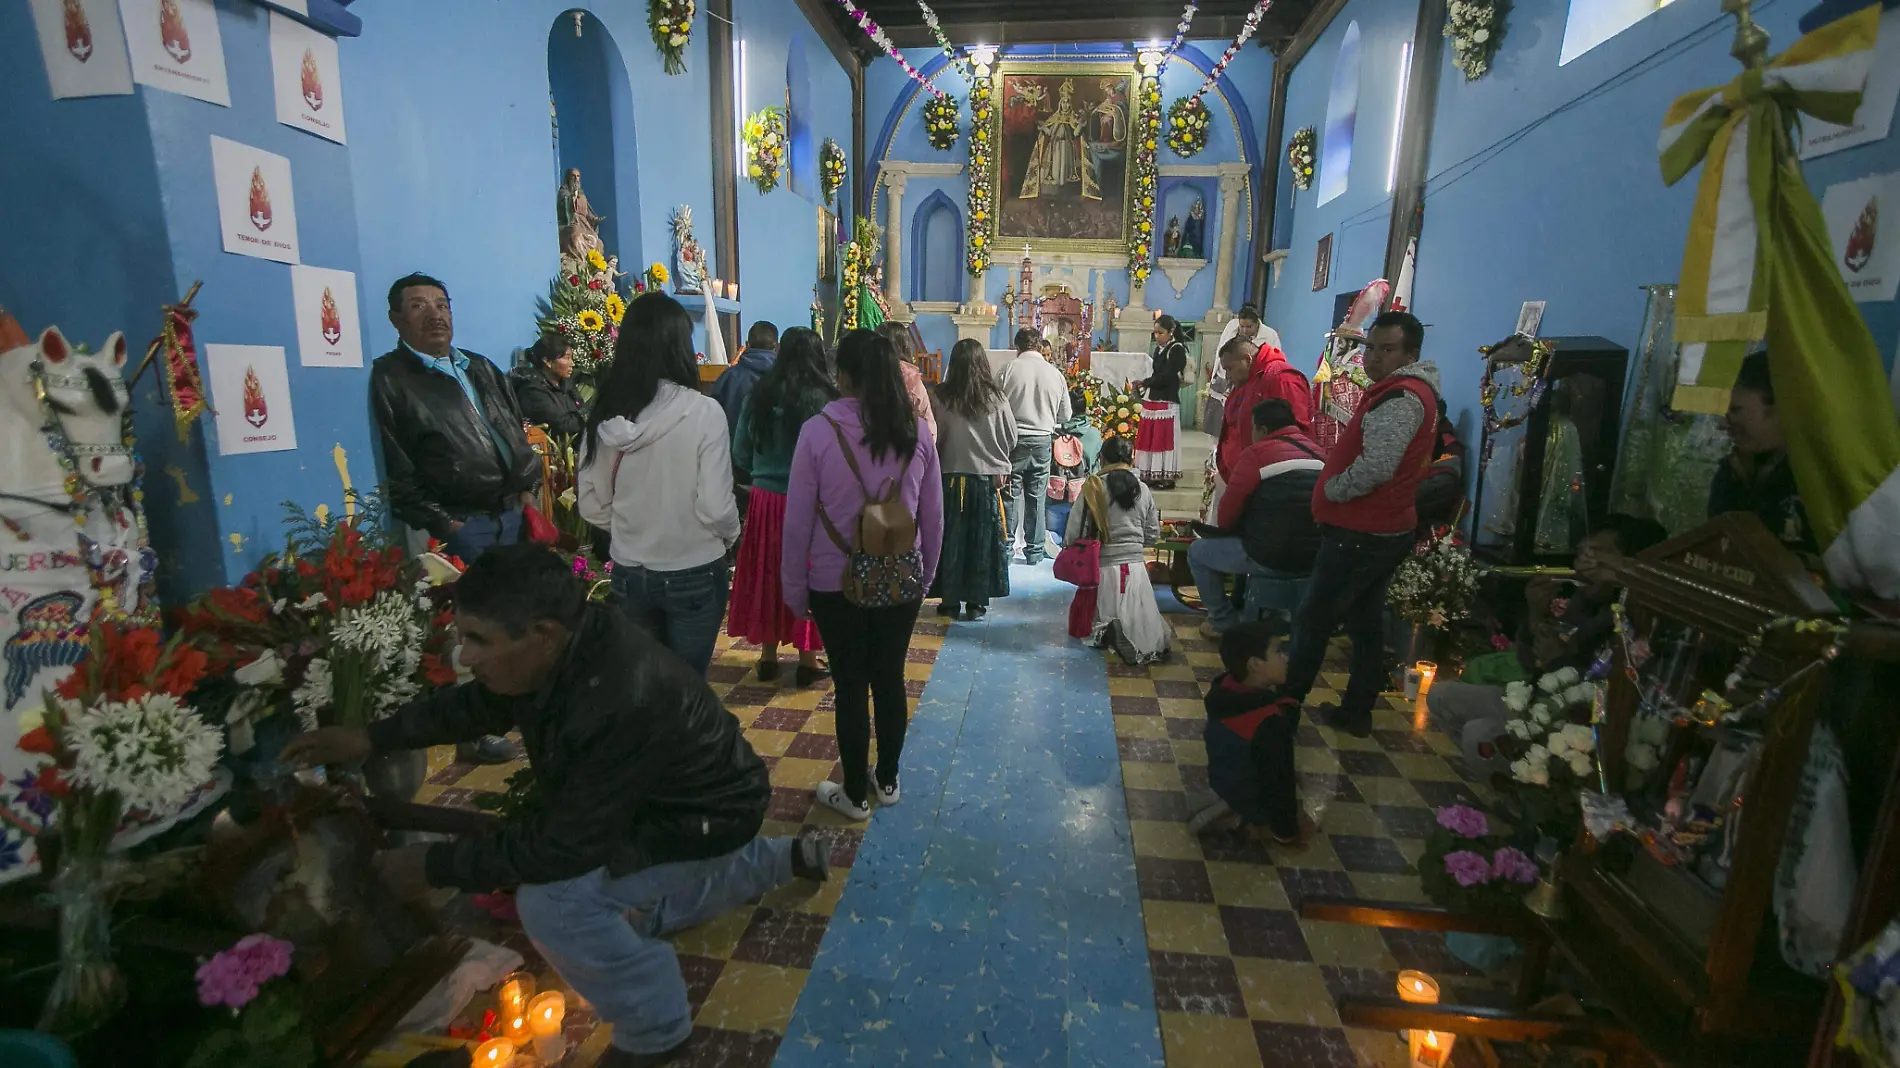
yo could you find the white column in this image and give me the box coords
[881,167,910,322]
[1211,163,1249,314]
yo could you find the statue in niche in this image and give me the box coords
[670,205,707,295]
[1181,196,1206,259]
[557,169,605,264]
[1162,216,1182,259]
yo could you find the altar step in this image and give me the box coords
[1153,430,1214,521]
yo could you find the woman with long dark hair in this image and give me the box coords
[782,330,943,821]
[730,326,837,686]
[578,292,739,676]
[1067,436,1170,664]
[929,338,1014,620]
[1135,314,1187,488]
[510,335,586,437]
[875,321,937,443]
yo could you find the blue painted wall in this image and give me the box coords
[4,0,855,598]
[549,11,642,265]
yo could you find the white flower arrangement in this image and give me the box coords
[1386,530,1481,629]
[1444,0,1504,81]
[1288,126,1316,191]
[1500,668,1600,788]
[1166,95,1211,158]
[647,0,696,76]
[290,591,426,731]
[924,94,960,151]
[63,693,223,816]
[743,106,787,194]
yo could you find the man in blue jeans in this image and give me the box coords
[371,272,542,763]
[1189,398,1324,637]
[282,545,829,1068]
[999,328,1072,563]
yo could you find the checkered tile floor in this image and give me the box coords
[1112,612,1503,1068]
[406,619,947,1067]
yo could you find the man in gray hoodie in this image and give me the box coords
[999,327,1073,563]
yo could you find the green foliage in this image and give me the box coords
[183,988,317,1068]
[472,765,544,820]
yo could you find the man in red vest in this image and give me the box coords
[1212,337,1312,517]
[1285,311,1440,737]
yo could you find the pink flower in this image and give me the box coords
[1434,805,1489,839]
[1491,847,1540,885]
[1443,850,1493,887]
[1490,633,1512,652]
[195,934,295,1009]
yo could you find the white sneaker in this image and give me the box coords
[815,780,869,821]
[871,765,900,806]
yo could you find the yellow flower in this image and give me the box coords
[1117,407,1129,418]
[586,248,608,271]
[1116,423,1130,435]
[577,309,605,332]
[749,164,763,178]
[650,262,669,283]
[605,294,626,323]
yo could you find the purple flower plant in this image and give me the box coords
[1434,805,1489,839]
[1442,850,1494,888]
[196,933,295,1010]
[1491,847,1540,885]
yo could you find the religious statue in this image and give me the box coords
[1162,216,1182,258]
[866,263,892,320]
[1019,79,1099,202]
[558,169,605,263]
[670,205,707,295]
[1181,196,1206,259]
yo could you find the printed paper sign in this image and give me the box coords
[269,12,344,143]
[28,0,134,99]
[120,0,228,106]
[210,136,300,264]
[1516,301,1547,337]
[290,265,362,367]
[1821,170,1900,304]
[1802,6,1900,160]
[207,344,298,455]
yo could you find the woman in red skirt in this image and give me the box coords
[1135,315,1187,488]
[731,327,836,686]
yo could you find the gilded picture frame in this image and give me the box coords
[817,206,838,282]
[988,59,1139,256]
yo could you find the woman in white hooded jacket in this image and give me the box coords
[579,292,740,676]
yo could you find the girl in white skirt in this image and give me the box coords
[1068,437,1172,664]
[1135,315,1187,488]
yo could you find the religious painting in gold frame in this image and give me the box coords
[989,60,1138,254]
[817,206,838,282]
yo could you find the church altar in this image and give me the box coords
[985,348,1149,388]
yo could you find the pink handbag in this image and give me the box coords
[1053,501,1100,587]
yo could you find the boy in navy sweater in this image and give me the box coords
[1191,620,1309,846]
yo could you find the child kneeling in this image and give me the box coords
[1190,620,1308,846]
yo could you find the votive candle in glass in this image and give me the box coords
[1410,1027,1455,1068]
[472,1037,515,1068]
[528,990,568,1062]
[502,1009,533,1044]
[1396,970,1439,1004]
[498,972,534,1018]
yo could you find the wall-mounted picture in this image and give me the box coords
[1313,233,1333,291]
[818,206,838,282]
[992,61,1137,252]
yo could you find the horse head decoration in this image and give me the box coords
[1,326,135,515]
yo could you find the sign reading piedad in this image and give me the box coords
[290,265,363,367]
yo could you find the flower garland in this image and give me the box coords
[924,93,960,151]
[1158,1,1199,74]
[742,106,787,193]
[1184,0,1272,103]
[1445,0,1504,81]
[841,240,864,331]
[647,0,695,77]
[966,73,996,275]
[830,0,948,99]
[538,247,624,376]
[1128,73,1162,284]
[820,137,847,204]
[1166,95,1211,158]
[1386,528,1480,629]
[916,1,971,80]
[1288,126,1316,191]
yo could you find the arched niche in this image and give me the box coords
[548,11,641,261]
[1158,179,1212,259]
[910,188,963,305]
[1316,20,1361,207]
[787,35,815,200]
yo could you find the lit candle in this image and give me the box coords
[730,283,740,302]
[472,1037,515,1068]
[498,972,534,1018]
[502,1010,533,1044]
[528,990,567,1062]
[1396,970,1440,1004]
[1410,1027,1455,1068]
[1409,661,1438,730]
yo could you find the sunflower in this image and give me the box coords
[586,248,608,271]
[577,309,605,332]
[649,262,669,284]
[605,294,626,324]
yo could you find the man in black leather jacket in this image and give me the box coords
[371,273,541,559]
[283,545,829,1068]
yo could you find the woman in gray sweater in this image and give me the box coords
[929,339,1017,620]
[1067,436,1171,664]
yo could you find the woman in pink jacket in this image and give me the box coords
[782,330,944,821]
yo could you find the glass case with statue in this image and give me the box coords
[1471,336,1629,566]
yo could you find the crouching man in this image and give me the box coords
[283,544,828,1068]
